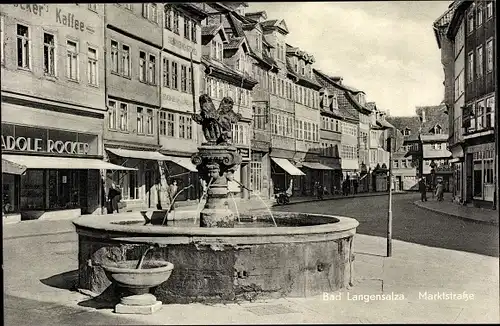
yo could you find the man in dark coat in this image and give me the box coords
[108,183,122,213]
[418,178,427,202]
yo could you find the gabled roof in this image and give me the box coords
[201,24,228,43]
[224,36,249,53]
[261,19,289,34]
[344,91,371,115]
[227,12,246,37]
[202,55,258,89]
[415,105,449,135]
[366,102,377,111]
[245,11,268,21]
[285,58,322,90]
[262,36,274,48]
[385,116,422,142]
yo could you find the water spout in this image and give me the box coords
[194,178,214,225]
[231,179,277,227]
[161,184,194,226]
[229,192,241,223]
[136,244,159,269]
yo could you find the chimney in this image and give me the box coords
[421,109,426,123]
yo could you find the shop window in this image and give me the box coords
[3,174,19,214]
[43,33,56,76]
[20,170,45,210]
[113,171,139,200]
[66,40,79,81]
[473,160,482,198]
[48,170,80,210]
[17,24,31,69]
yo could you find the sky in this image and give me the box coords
[247,1,452,117]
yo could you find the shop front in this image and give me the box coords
[466,143,496,208]
[270,156,305,197]
[301,161,336,196]
[2,158,26,223]
[1,123,133,220]
[319,158,342,195]
[372,164,388,192]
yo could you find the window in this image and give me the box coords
[191,20,197,43]
[181,65,187,92]
[112,171,139,200]
[467,12,474,33]
[1,16,4,64]
[163,58,170,87]
[148,54,156,84]
[486,39,493,72]
[187,67,192,94]
[476,5,483,27]
[111,40,119,73]
[146,109,154,135]
[17,24,30,69]
[454,70,464,101]
[137,107,145,134]
[184,16,190,40]
[142,3,158,23]
[119,103,128,131]
[454,23,464,57]
[434,125,442,134]
[139,51,147,82]
[179,115,192,139]
[164,6,172,30]
[88,4,97,12]
[108,100,117,129]
[87,47,98,86]
[401,160,408,169]
[486,96,495,128]
[173,10,179,34]
[43,33,56,76]
[476,99,485,130]
[476,45,483,78]
[121,44,131,77]
[467,52,474,83]
[66,40,79,81]
[393,160,399,169]
[159,111,175,137]
[171,61,179,89]
[487,1,493,19]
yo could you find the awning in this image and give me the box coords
[2,154,136,170]
[2,158,27,175]
[271,158,305,176]
[106,148,168,161]
[301,162,335,170]
[422,147,452,159]
[162,155,198,172]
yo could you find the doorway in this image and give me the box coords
[145,170,153,208]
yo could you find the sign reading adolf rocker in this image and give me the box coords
[1,123,98,155]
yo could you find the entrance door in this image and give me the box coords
[145,170,152,208]
[396,176,402,191]
[465,154,473,202]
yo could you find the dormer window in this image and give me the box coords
[237,51,245,72]
[330,95,338,110]
[403,128,411,136]
[211,40,223,61]
[434,124,442,134]
[300,61,305,75]
[255,34,261,52]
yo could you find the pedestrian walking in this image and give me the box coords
[107,183,122,214]
[353,179,359,195]
[418,178,427,202]
[435,180,444,202]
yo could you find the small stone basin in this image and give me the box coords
[102,260,174,290]
[101,260,174,314]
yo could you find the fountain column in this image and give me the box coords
[191,95,242,228]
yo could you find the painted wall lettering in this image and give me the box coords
[13,4,47,16]
[168,36,197,56]
[56,8,85,32]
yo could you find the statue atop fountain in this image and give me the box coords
[191,95,242,228]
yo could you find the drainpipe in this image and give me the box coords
[101,4,109,215]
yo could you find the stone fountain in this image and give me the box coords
[74,94,359,304]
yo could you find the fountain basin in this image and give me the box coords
[102,260,174,290]
[74,211,359,304]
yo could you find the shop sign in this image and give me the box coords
[13,5,92,33]
[237,147,250,161]
[1,123,98,155]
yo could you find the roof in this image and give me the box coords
[385,116,422,142]
[227,12,245,37]
[202,24,228,42]
[261,19,279,27]
[202,55,258,89]
[262,36,274,48]
[420,134,449,142]
[365,102,377,111]
[415,105,449,134]
[344,91,371,115]
[285,58,322,90]
[224,36,247,51]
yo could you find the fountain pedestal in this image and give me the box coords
[192,144,241,228]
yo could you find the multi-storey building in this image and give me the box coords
[318,87,343,194]
[386,115,421,191]
[367,102,392,192]
[1,4,130,221]
[436,0,497,208]
[199,3,258,199]
[158,3,206,203]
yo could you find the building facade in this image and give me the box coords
[1,4,131,220]
[436,0,497,208]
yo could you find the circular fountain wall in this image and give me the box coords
[74,211,359,303]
